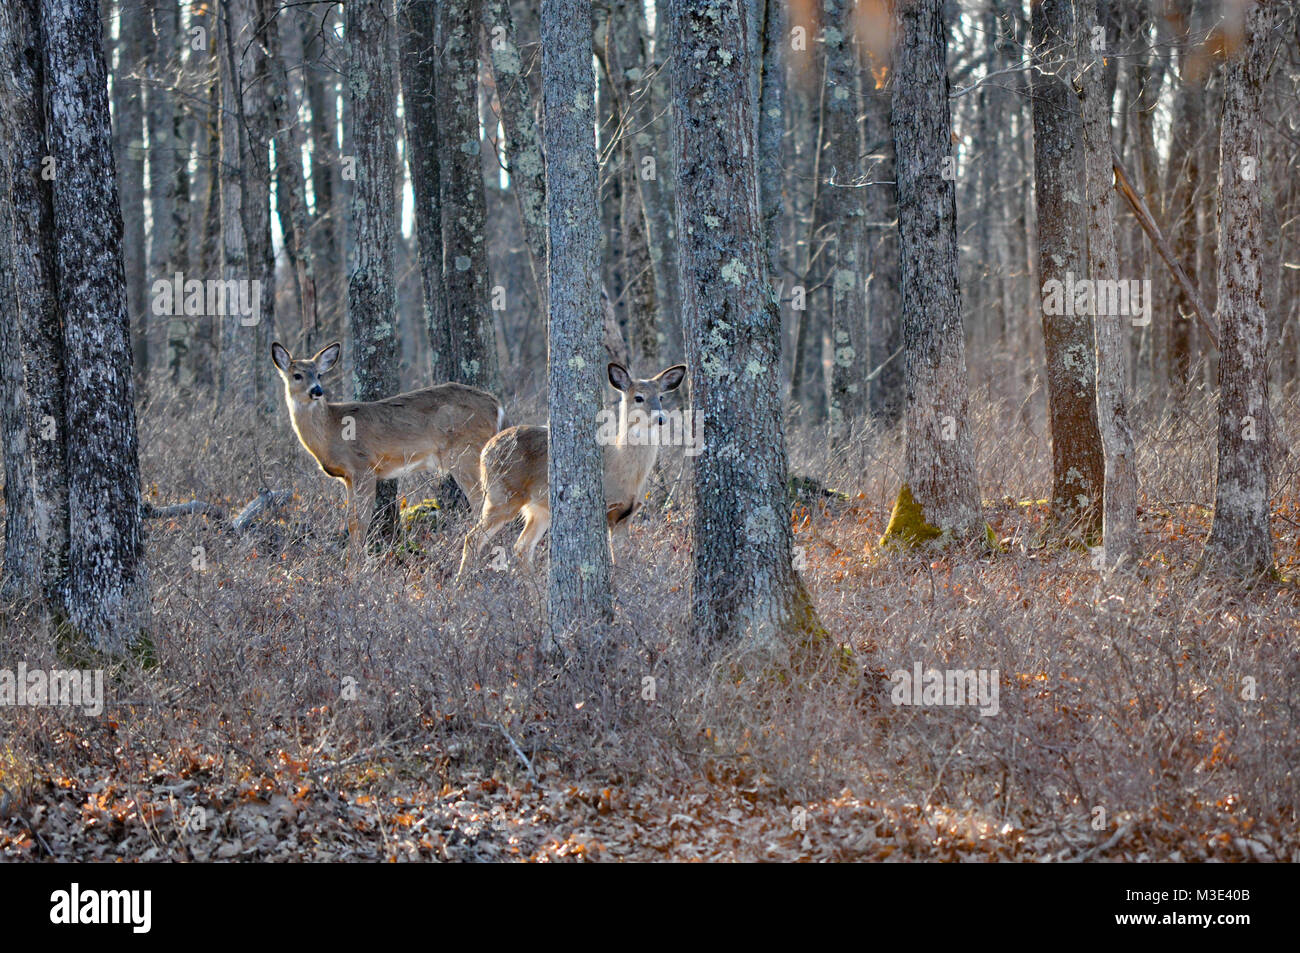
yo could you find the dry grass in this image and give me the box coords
[0,376,1297,861]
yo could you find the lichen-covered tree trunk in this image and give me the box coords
[823,0,868,444]
[399,0,454,382]
[0,186,39,601]
[346,0,400,539]
[438,0,500,394]
[1076,0,1136,570]
[882,0,981,546]
[668,0,817,648]
[113,0,150,403]
[1030,0,1103,536]
[1200,1,1277,577]
[542,0,613,635]
[40,0,149,651]
[0,0,71,614]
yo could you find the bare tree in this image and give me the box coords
[1076,0,1136,570]
[346,0,400,540]
[114,0,150,401]
[42,0,149,651]
[1030,0,1103,536]
[439,0,500,394]
[1201,0,1279,577]
[0,0,70,614]
[668,0,819,647]
[542,0,613,634]
[881,0,982,546]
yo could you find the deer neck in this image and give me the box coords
[285,391,337,460]
[607,400,660,499]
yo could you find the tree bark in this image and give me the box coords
[113,0,150,403]
[668,0,818,648]
[823,0,869,444]
[1030,0,1104,536]
[346,0,401,540]
[1200,0,1277,577]
[882,0,982,545]
[0,180,39,601]
[1076,0,1137,570]
[41,0,149,651]
[542,0,614,635]
[438,0,500,394]
[0,0,71,614]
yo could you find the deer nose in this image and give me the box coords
[309,384,323,399]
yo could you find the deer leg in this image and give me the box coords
[450,457,485,518]
[351,472,377,559]
[455,499,514,583]
[516,503,551,572]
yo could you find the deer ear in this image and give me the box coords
[608,362,633,392]
[271,342,292,372]
[314,342,341,372]
[655,364,687,392]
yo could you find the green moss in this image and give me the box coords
[879,484,943,549]
[400,497,450,534]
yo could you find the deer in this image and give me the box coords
[455,361,687,582]
[270,342,506,561]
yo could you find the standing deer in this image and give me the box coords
[456,362,687,581]
[271,342,505,559]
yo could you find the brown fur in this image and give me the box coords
[272,342,503,561]
[456,362,686,580]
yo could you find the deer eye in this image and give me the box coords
[634,395,644,403]
[293,373,303,381]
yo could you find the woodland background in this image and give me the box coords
[0,0,1298,861]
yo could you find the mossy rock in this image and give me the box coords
[879,484,943,548]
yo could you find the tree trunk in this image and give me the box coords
[1076,0,1136,570]
[345,0,400,541]
[863,61,903,427]
[881,0,982,546]
[0,183,39,601]
[1200,0,1277,577]
[439,0,500,394]
[483,0,548,309]
[668,0,818,648]
[823,0,868,444]
[113,0,150,403]
[1030,0,1103,536]
[0,0,71,614]
[542,0,614,635]
[399,0,454,382]
[41,0,149,652]
[148,0,185,386]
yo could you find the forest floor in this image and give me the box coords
[2,385,1299,861]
